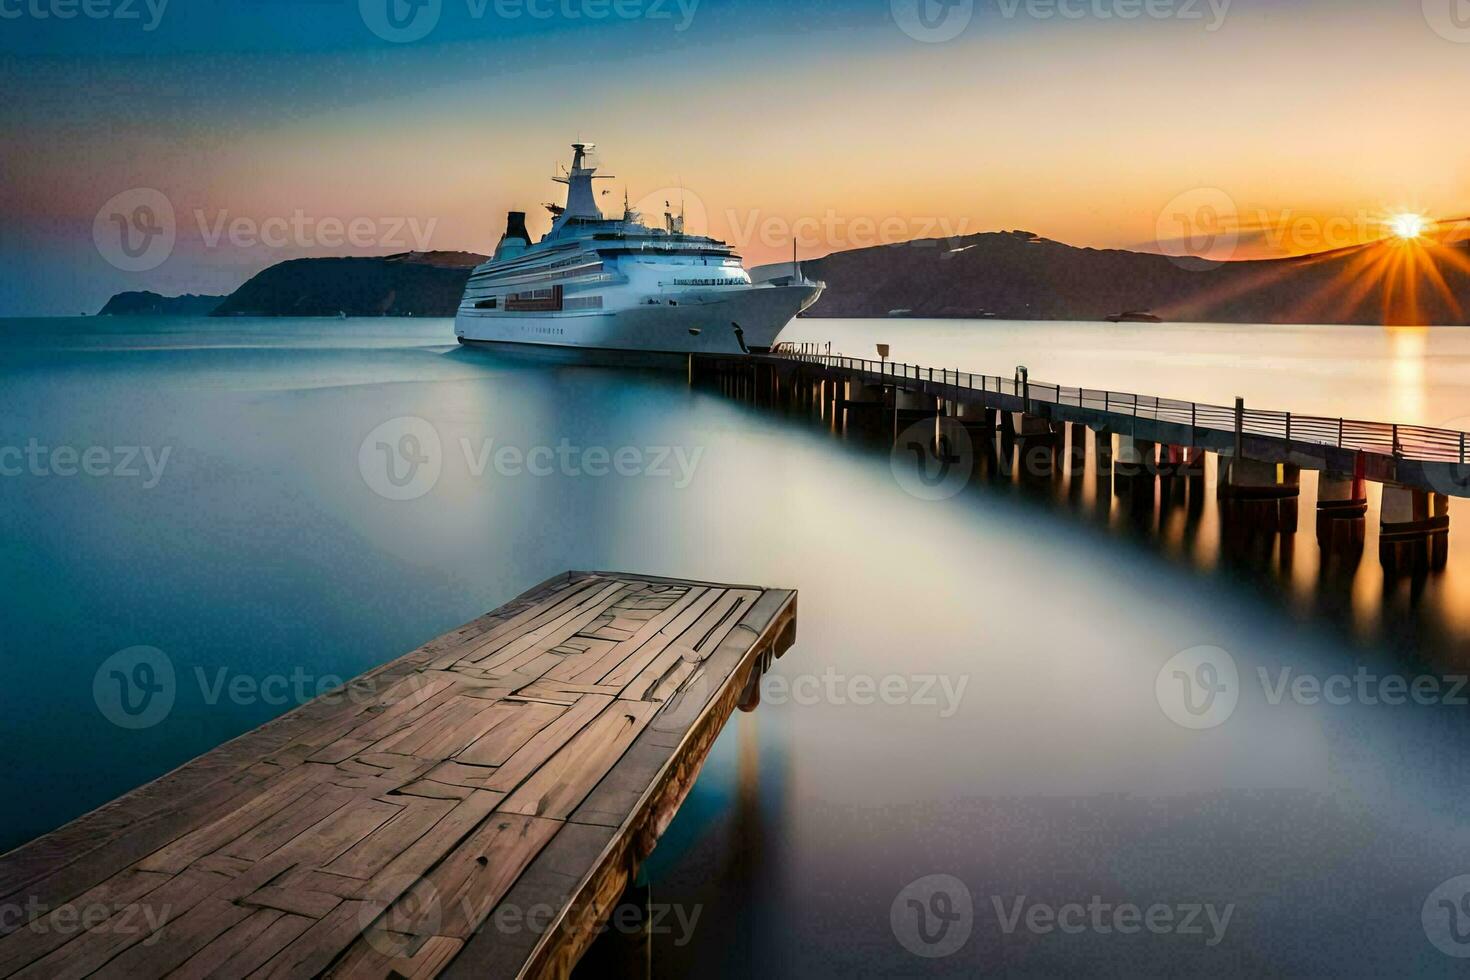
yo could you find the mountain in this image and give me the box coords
[799,230,1470,325]
[210,251,487,317]
[98,291,226,316]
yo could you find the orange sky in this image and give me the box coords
[4,0,1470,312]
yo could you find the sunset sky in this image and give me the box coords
[3,0,1469,314]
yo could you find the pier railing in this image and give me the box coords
[770,348,1470,464]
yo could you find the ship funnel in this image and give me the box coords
[504,211,530,244]
[494,211,532,261]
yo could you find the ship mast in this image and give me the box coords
[549,142,614,232]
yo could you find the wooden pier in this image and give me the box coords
[0,571,796,979]
[692,348,1464,561]
[694,348,1470,494]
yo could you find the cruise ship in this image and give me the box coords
[454,144,823,357]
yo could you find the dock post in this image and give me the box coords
[1234,396,1244,459]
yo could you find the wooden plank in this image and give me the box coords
[90,897,253,979]
[481,695,613,794]
[323,797,457,880]
[0,573,796,980]
[166,908,290,980]
[325,931,463,980]
[597,588,727,688]
[499,700,659,820]
[249,899,384,980]
[0,868,171,974]
[10,869,231,980]
[469,580,635,670]
[378,814,561,940]
[543,586,709,685]
[454,700,565,768]
[429,577,609,671]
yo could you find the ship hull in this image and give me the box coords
[454,283,822,356]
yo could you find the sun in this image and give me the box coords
[1388,212,1430,241]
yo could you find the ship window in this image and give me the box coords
[564,295,603,310]
[505,285,563,312]
[475,297,498,309]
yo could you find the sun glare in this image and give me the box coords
[1389,212,1430,241]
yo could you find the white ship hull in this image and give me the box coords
[455,281,822,355]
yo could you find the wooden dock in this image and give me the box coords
[694,348,1470,496]
[0,571,796,979]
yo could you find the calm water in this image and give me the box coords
[3,316,1470,976]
